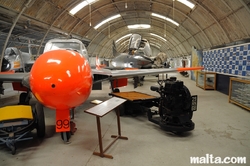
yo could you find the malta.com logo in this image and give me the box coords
[190,154,246,164]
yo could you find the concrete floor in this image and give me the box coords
[0,72,249,166]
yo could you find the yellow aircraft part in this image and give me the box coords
[0,105,33,121]
[14,61,21,68]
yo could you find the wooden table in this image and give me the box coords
[84,97,128,159]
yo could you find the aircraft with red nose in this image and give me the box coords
[0,40,203,142]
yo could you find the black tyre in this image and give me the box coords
[113,88,120,93]
[35,102,45,138]
[61,132,71,142]
[187,111,193,119]
[19,92,30,105]
[70,108,75,119]
[140,76,145,81]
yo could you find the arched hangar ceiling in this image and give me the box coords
[0,0,250,58]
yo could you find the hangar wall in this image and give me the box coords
[203,43,250,77]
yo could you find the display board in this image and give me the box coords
[203,43,250,77]
[191,47,203,81]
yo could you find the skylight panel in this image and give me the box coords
[151,13,179,26]
[177,0,195,9]
[127,24,151,29]
[70,0,98,15]
[94,14,121,29]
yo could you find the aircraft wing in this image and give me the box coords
[0,67,203,83]
[0,73,28,82]
[0,67,203,92]
[0,72,30,91]
[92,67,203,80]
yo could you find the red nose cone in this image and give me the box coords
[30,50,92,110]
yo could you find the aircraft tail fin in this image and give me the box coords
[95,56,106,70]
[112,41,119,57]
[28,39,32,56]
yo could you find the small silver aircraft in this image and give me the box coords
[1,47,34,72]
[111,34,155,69]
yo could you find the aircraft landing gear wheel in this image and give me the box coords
[61,132,71,143]
[140,76,145,81]
[35,102,45,138]
[70,108,75,119]
[113,88,120,93]
[19,92,30,105]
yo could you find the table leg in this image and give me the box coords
[116,108,121,135]
[93,116,114,159]
[111,108,128,140]
[96,116,103,156]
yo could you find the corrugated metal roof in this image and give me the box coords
[0,0,249,58]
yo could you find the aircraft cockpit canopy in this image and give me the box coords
[45,42,81,53]
[43,39,89,61]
